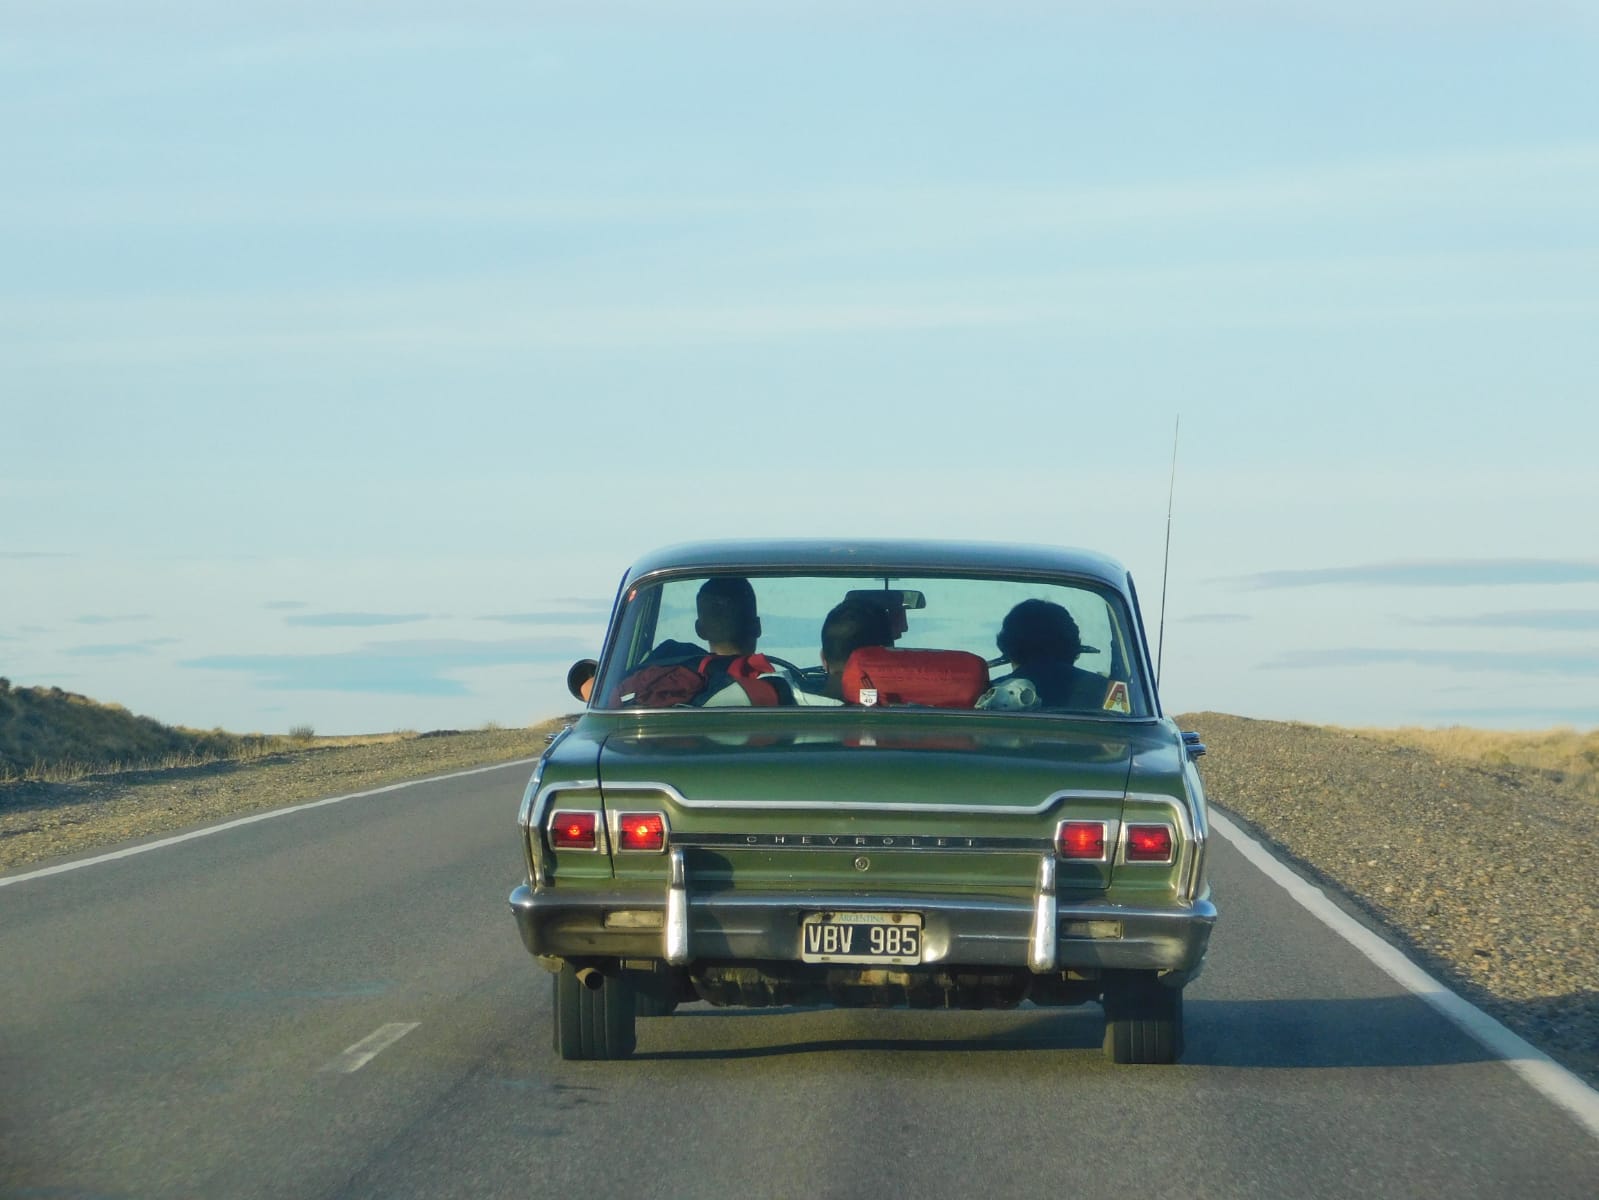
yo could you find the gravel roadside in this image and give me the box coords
[1182,711,1598,1089]
[0,722,565,872]
[3,710,1593,1089]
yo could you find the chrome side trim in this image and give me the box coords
[518,778,542,884]
[593,779,1125,816]
[1183,761,1211,902]
[664,848,690,965]
[517,749,563,885]
[1028,854,1058,973]
[515,772,542,830]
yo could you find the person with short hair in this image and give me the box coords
[616,576,782,707]
[695,576,761,656]
[691,576,799,706]
[818,599,895,701]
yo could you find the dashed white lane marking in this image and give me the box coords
[1212,808,1599,1143]
[321,1022,422,1074]
[0,757,539,888]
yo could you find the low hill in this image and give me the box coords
[0,678,283,781]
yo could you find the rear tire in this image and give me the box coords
[633,987,679,1018]
[552,966,637,1060]
[1101,976,1184,1064]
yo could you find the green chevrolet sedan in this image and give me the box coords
[510,540,1215,1063]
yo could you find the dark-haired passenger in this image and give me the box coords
[695,576,762,656]
[694,576,801,705]
[622,576,794,706]
[984,599,1103,710]
[817,599,896,701]
[627,576,762,669]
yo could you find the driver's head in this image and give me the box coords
[821,599,894,675]
[996,599,1081,668]
[696,576,761,655]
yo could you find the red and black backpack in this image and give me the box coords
[616,652,788,708]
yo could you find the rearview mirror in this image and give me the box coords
[844,589,925,639]
[844,588,926,610]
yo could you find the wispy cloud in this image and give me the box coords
[63,642,155,658]
[1409,610,1599,632]
[283,612,431,628]
[1232,559,1599,589]
[480,611,609,625]
[7,138,1598,233]
[1265,647,1599,676]
[182,636,589,696]
[1424,705,1599,725]
[73,613,153,625]
[61,636,179,657]
[14,273,1598,364]
[264,600,308,611]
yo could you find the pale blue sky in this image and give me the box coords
[4,2,1597,734]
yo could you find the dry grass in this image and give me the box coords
[284,729,420,748]
[0,679,411,786]
[1344,724,1599,801]
[0,724,561,873]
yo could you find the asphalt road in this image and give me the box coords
[3,761,1597,1200]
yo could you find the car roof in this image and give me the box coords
[623,539,1133,590]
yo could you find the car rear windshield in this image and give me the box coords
[592,570,1153,718]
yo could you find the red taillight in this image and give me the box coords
[616,812,667,852]
[549,810,599,850]
[1056,820,1107,860]
[1126,824,1174,862]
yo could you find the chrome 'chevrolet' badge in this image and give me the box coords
[670,832,1045,852]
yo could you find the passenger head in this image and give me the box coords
[820,599,894,697]
[696,576,761,655]
[996,599,1081,669]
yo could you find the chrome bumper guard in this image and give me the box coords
[1029,854,1058,973]
[665,847,690,966]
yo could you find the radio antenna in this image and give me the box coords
[1156,415,1180,686]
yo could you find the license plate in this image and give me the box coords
[800,911,922,964]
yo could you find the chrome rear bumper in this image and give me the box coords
[509,851,1213,977]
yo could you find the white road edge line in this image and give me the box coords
[321,1022,421,1074]
[1211,808,1599,1143]
[0,757,540,888]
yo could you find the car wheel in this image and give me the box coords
[1101,976,1184,1064]
[552,966,637,1060]
[632,983,679,1018]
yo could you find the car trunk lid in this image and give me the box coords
[596,711,1154,894]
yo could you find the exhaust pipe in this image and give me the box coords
[574,967,605,991]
